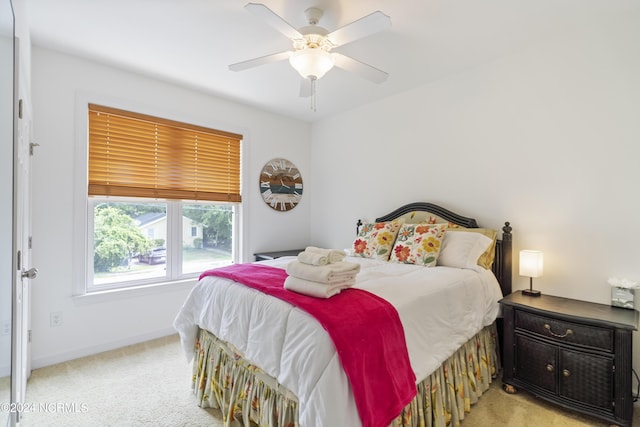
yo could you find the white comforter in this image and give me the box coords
[173,256,503,427]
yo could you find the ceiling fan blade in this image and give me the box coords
[326,11,391,47]
[245,3,303,40]
[229,51,291,72]
[299,78,311,98]
[333,53,388,83]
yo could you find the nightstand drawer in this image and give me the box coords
[515,310,613,352]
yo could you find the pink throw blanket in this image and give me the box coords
[199,264,417,427]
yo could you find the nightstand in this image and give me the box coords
[254,249,304,262]
[500,291,638,427]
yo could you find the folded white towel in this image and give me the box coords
[284,275,354,299]
[297,251,328,266]
[305,246,346,263]
[286,260,361,284]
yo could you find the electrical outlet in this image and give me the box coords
[50,311,63,327]
[1,321,10,336]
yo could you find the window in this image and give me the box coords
[83,104,242,292]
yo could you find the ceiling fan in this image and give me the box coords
[229,3,391,110]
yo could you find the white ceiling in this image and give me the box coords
[26,0,640,122]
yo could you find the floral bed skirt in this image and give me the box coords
[192,323,499,427]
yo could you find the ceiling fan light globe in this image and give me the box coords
[289,49,335,80]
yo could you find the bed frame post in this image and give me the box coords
[496,221,512,365]
[500,222,512,296]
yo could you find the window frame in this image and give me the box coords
[86,197,239,293]
[73,95,245,298]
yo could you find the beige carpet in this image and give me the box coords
[20,335,222,427]
[15,334,639,426]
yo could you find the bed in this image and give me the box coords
[174,201,513,427]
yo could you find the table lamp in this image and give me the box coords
[520,250,543,296]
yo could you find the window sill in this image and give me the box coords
[72,278,198,305]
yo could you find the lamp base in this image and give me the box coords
[522,289,541,297]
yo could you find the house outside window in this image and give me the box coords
[79,103,242,293]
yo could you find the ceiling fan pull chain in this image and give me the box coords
[311,77,317,112]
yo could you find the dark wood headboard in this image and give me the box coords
[357,202,512,296]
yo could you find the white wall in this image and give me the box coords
[310,12,640,365]
[30,47,312,367]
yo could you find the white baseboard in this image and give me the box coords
[30,327,177,370]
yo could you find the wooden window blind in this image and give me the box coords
[88,104,242,202]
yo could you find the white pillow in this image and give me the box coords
[437,230,493,271]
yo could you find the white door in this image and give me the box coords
[0,1,15,425]
[11,38,35,426]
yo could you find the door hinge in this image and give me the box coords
[28,236,33,249]
[28,329,32,343]
[18,99,22,119]
[29,142,40,156]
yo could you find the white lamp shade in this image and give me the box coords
[289,48,335,80]
[519,250,543,278]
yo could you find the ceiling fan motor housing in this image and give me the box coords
[293,33,333,51]
[296,6,331,48]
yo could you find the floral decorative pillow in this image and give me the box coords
[352,221,402,260]
[389,223,446,266]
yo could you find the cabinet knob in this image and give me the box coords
[546,363,554,372]
[562,369,571,378]
[544,323,574,338]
